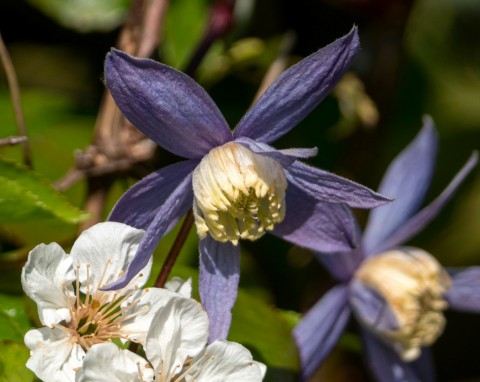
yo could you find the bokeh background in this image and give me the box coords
[1,0,480,381]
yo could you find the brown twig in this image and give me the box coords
[0,32,32,168]
[154,210,194,288]
[0,135,27,147]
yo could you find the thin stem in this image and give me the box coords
[154,210,194,288]
[0,32,32,168]
[0,135,27,147]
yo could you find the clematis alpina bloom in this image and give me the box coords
[294,117,480,382]
[21,222,191,382]
[76,295,266,382]
[104,26,390,341]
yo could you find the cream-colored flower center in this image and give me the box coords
[354,248,451,361]
[62,261,147,350]
[192,142,287,245]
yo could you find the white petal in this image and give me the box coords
[145,297,209,380]
[121,288,181,344]
[165,276,193,298]
[25,327,84,382]
[21,243,74,326]
[76,343,153,382]
[190,340,265,381]
[70,222,150,292]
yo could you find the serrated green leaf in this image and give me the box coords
[0,294,31,343]
[0,342,35,382]
[0,159,90,224]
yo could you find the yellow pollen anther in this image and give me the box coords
[192,142,287,244]
[354,247,451,361]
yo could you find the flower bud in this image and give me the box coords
[351,247,451,361]
[192,142,287,245]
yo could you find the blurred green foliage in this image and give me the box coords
[0,0,480,381]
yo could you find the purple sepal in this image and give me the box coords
[105,49,232,159]
[293,285,351,381]
[349,279,399,333]
[199,236,240,343]
[234,26,359,144]
[273,183,357,253]
[102,172,194,290]
[363,117,438,254]
[376,151,478,254]
[234,136,318,166]
[362,329,435,382]
[315,246,363,282]
[285,161,392,208]
[108,159,198,232]
[445,267,480,313]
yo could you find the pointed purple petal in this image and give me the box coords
[272,183,358,254]
[108,159,198,231]
[103,172,194,290]
[376,151,478,253]
[315,247,364,282]
[234,136,318,166]
[234,26,359,143]
[199,236,240,342]
[445,267,480,313]
[105,49,232,159]
[285,161,392,208]
[363,117,438,254]
[361,329,435,382]
[350,279,399,333]
[293,285,351,381]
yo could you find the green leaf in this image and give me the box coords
[0,342,35,382]
[0,294,31,343]
[230,290,299,373]
[27,0,131,32]
[0,159,90,224]
[161,0,209,69]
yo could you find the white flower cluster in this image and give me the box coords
[21,222,265,382]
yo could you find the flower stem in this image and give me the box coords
[154,210,194,288]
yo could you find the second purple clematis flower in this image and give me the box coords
[294,116,479,382]
[103,26,389,341]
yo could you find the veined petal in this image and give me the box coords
[361,329,435,382]
[121,287,187,344]
[103,172,194,290]
[445,267,480,313]
[21,243,74,326]
[164,276,193,298]
[71,222,150,293]
[145,297,209,380]
[76,343,152,382]
[199,236,240,342]
[285,161,391,208]
[105,49,232,159]
[363,117,438,255]
[376,151,478,254]
[192,340,265,381]
[235,136,318,166]
[293,285,351,381]
[272,183,358,253]
[108,159,199,231]
[25,327,85,382]
[234,26,359,143]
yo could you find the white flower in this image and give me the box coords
[21,222,186,382]
[76,295,266,382]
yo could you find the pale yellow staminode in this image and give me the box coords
[354,248,451,361]
[192,142,287,245]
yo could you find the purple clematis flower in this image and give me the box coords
[294,116,480,382]
[103,26,390,341]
